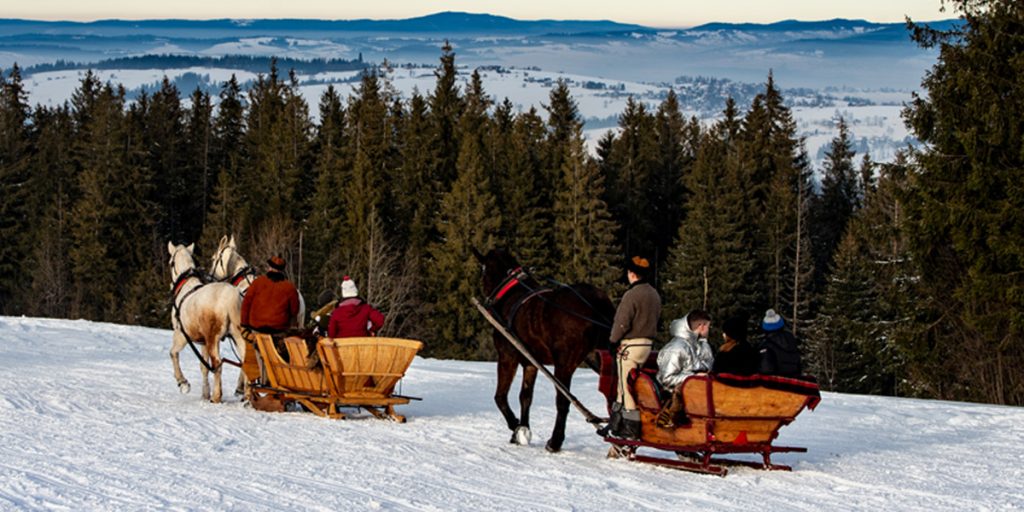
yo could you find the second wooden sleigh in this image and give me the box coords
[242,333,423,422]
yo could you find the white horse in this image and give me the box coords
[168,242,247,403]
[210,235,305,328]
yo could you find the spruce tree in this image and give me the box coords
[810,117,859,293]
[497,106,550,272]
[200,75,247,253]
[184,87,213,242]
[0,65,32,312]
[428,41,464,195]
[25,105,75,317]
[68,77,129,319]
[608,96,659,259]
[900,0,1024,406]
[393,91,436,258]
[650,90,689,279]
[340,68,395,282]
[552,123,621,291]
[426,135,501,359]
[304,85,349,295]
[662,99,756,324]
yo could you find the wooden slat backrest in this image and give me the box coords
[283,337,309,367]
[254,333,326,394]
[320,337,423,399]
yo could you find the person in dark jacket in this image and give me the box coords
[601,256,661,441]
[712,312,760,376]
[241,256,300,333]
[327,276,385,338]
[757,309,803,377]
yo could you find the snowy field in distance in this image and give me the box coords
[0,316,1021,511]
[21,66,914,168]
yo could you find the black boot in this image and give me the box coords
[598,402,623,437]
[618,408,642,440]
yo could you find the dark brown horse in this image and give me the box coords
[473,248,615,453]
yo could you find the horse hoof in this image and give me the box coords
[178,382,191,394]
[512,426,532,445]
[545,439,563,453]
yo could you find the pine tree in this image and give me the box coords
[809,233,879,392]
[0,65,32,312]
[339,68,395,282]
[662,99,756,324]
[608,96,659,259]
[68,76,129,319]
[552,123,621,291]
[496,106,551,272]
[898,2,1024,402]
[650,90,689,280]
[810,117,859,293]
[427,135,501,359]
[25,105,75,317]
[304,85,349,295]
[200,75,247,253]
[184,87,213,243]
[393,91,436,258]
[428,41,464,195]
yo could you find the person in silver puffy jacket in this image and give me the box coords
[654,310,712,428]
[656,311,714,389]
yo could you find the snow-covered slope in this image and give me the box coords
[1,316,1021,510]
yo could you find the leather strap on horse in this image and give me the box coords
[171,274,241,372]
[472,297,606,425]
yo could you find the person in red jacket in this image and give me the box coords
[328,276,384,338]
[241,256,300,334]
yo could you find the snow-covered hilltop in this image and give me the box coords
[0,316,1020,510]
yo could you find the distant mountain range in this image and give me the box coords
[0,12,957,37]
[0,12,647,37]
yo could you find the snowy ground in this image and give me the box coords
[1,316,1021,511]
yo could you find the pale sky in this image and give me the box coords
[8,0,951,28]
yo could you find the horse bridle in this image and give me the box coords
[212,245,256,295]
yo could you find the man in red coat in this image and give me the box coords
[241,256,300,334]
[328,276,384,338]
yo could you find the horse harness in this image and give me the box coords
[485,266,614,334]
[170,267,221,373]
[225,265,257,296]
[485,267,552,333]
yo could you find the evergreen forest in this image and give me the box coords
[1,0,1021,406]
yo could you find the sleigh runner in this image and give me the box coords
[242,333,423,422]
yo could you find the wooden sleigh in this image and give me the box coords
[242,333,423,422]
[597,350,820,476]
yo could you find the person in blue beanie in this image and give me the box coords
[757,309,803,377]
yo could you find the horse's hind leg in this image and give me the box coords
[169,331,191,394]
[494,347,521,441]
[207,338,223,403]
[545,365,575,453]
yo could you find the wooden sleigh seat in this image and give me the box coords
[597,349,820,475]
[318,337,424,422]
[243,333,423,422]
